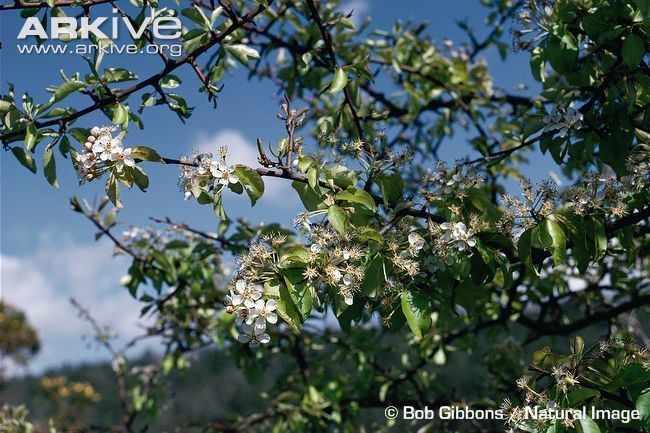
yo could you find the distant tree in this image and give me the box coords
[1,0,649,432]
[0,303,39,378]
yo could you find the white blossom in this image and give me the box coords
[248,299,278,328]
[237,322,271,348]
[408,232,425,251]
[210,161,239,186]
[440,222,476,251]
[543,106,583,138]
[113,147,135,172]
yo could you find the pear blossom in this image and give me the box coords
[237,322,271,348]
[248,299,278,328]
[231,280,263,309]
[408,232,425,252]
[210,162,239,186]
[440,222,476,251]
[113,148,135,172]
[74,125,137,182]
[543,106,583,138]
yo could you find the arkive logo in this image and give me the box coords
[17,9,181,40]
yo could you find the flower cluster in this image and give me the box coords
[384,229,425,278]
[440,222,477,251]
[303,225,367,306]
[41,376,101,402]
[121,226,170,256]
[75,126,135,183]
[427,221,477,265]
[500,180,557,233]
[623,149,650,192]
[564,173,627,217]
[178,147,239,200]
[513,0,555,51]
[225,280,276,348]
[420,162,484,202]
[543,105,583,138]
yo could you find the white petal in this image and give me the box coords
[265,299,277,311]
[248,340,260,348]
[258,334,271,344]
[237,333,251,344]
[267,312,278,324]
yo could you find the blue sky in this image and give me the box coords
[0,0,554,374]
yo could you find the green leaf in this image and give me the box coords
[327,205,348,234]
[622,33,644,67]
[105,173,122,208]
[336,189,376,212]
[11,146,36,173]
[307,166,321,193]
[25,124,37,151]
[131,166,149,191]
[376,173,404,206]
[590,217,607,261]
[104,67,138,83]
[540,219,566,266]
[283,270,313,319]
[112,104,128,126]
[275,283,303,333]
[131,146,164,163]
[358,226,384,245]
[400,290,432,339]
[297,156,314,172]
[225,44,260,65]
[228,181,243,195]
[568,388,599,406]
[59,135,70,157]
[160,75,182,89]
[292,181,325,211]
[470,251,493,286]
[181,6,211,30]
[518,228,539,276]
[361,254,385,296]
[49,80,85,103]
[329,67,348,94]
[234,165,264,206]
[43,146,59,188]
[547,35,579,74]
[636,388,650,424]
[576,417,601,433]
[0,100,12,113]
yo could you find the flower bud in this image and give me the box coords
[90,126,101,137]
[87,135,96,143]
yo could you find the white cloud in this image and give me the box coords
[0,233,148,374]
[193,129,294,199]
[197,129,260,167]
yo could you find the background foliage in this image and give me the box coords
[1,0,650,432]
